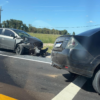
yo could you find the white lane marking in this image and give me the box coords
[52,76,87,100]
[0,54,51,64]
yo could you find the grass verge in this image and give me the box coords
[28,32,60,43]
[43,44,53,54]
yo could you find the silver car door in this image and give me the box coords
[1,29,16,50]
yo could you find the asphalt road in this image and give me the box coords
[0,49,99,100]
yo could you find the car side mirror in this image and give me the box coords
[15,36,18,38]
[22,36,27,41]
[10,34,15,38]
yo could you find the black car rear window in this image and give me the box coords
[77,28,100,37]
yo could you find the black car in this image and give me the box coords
[0,28,45,55]
[51,28,100,94]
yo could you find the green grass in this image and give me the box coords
[43,45,53,53]
[28,32,60,43]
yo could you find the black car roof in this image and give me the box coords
[77,28,100,37]
[58,28,100,38]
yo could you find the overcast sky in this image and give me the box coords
[0,0,100,34]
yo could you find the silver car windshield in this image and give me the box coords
[14,30,31,38]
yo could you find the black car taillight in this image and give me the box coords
[66,37,78,49]
[65,66,68,69]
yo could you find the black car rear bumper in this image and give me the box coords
[51,61,93,78]
[51,49,94,78]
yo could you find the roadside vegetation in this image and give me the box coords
[43,44,54,54]
[28,33,60,43]
[1,19,75,35]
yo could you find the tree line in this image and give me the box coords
[0,19,75,35]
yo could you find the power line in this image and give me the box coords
[36,24,100,29]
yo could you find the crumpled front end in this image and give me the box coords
[24,41,48,56]
[21,36,47,55]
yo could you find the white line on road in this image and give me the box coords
[0,54,51,64]
[52,76,87,100]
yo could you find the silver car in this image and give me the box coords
[0,28,43,55]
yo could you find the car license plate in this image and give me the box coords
[55,42,62,47]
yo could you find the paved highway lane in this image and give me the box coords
[0,53,74,100]
[73,78,100,100]
[0,50,100,100]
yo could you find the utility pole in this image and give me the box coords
[0,6,3,27]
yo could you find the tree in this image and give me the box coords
[2,21,6,28]
[32,27,37,33]
[55,30,59,35]
[62,30,68,35]
[1,19,72,35]
[2,19,26,31]
[51,29,55,34]
[28,24,33,32]
[73,32,75,35]
[67,33,70,35]
[42,28,48,34]
[22,24,28,31]
[37,28,43,33]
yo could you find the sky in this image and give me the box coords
[0,0,100,34]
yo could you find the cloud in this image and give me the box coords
[32,20,52,29]
[89,20,93,23]
[6,1,9,3]
[87,20,95,23]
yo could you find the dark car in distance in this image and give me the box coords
[51,28,100,94]
[0,28,44,55]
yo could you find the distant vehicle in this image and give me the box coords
[0,28,46,55]
[51,28,100,94]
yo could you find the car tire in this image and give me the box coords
[16,45,24,55]
[92,70,100,94]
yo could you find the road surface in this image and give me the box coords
[0,49,99,100]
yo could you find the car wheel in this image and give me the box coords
[92,70,100,94]
[16,45,24,55]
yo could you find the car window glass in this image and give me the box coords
[0,29,2,34]
[13,30,30,38]
[3,30,15,37]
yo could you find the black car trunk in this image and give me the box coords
[53,35,71,51]
[52,35,71,66]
